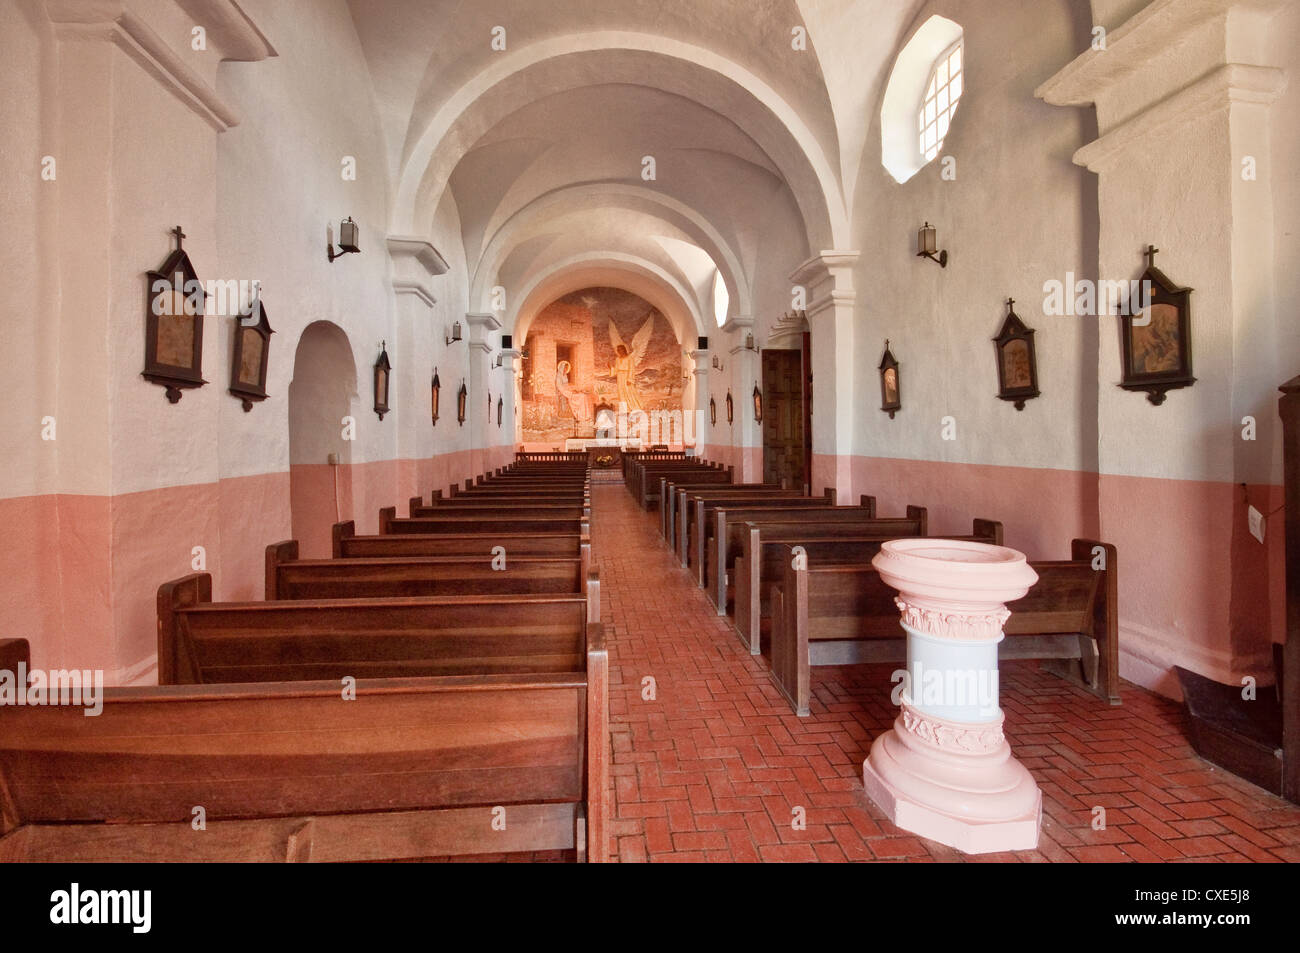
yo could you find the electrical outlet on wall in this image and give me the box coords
[1248,505,1265,544]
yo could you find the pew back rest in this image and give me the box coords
[0,672,589,832]
[160,575,592,685]
[333,522,587,558]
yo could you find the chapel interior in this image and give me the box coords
[1,0,1298,864]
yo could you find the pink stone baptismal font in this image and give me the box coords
[863,538,1042,854]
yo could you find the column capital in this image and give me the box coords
[387,235,449,305]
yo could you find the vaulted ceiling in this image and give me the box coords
[346,0,926,340]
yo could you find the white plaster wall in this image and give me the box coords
[852,0,1097,475]
[0,2,58,498]
[1268,1,1300,416]
[211,0,396,479]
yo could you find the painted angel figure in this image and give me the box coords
[555,360,592,422]
[608,313,655,412]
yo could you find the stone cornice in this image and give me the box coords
[387,235,449,276]
[1035,0,1287,108]
[45,0,276,132]
[1072,63,1286,172]
[789,251,860,287]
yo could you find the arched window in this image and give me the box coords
[919,40,963,163]
[711,269,729,327]
[879,15,964,184]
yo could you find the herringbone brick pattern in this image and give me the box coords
[594,484,1300,863]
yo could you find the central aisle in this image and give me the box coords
[591,482,933,862]
[588,483,1300,863]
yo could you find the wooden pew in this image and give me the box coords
[158,571,601,684]
[631,461,728,510]
[769,539,1120,715]
[732,519,1003,654]
[408,499,592,521]
[333,520,587,559]
[379,507,587,537]
[660,480,780,547]
[682,488,844,575]
[0,638,608,863]
[267,541,592,606]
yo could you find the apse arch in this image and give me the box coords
[470,183,753,318]
[393,32,848,252]
[511,255,705,349]
[288,320,358,559]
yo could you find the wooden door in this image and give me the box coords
[762,349,806,490]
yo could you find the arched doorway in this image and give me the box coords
[288,321,357,558]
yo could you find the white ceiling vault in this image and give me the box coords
[346,0,926,342]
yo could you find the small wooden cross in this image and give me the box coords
[1006,297,1015,312]
[172,225,186,249]
[1145,244,1159,268]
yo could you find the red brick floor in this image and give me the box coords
[594,483,1300,863]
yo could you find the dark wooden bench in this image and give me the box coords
[379,507,587,537]
[681,489,844,576]
[408,499,592,521]
[630,462,729,510]
[732,518,1002,654]
[0,637,608,862]
[333,520,588,559]
[267,541,593,607]
[660,481,781,547]
[158,571,600,685]
[769,538,1120,715]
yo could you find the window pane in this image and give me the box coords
[937,87,948,113]
[919,132,926,154]
[937,59,948,86]
[950,46,962,74]
[925,99,935,124]
[926,76,936,98]
[918,109,925,132]
[925,124,937,149]
[925,145,937,161]
[950,72,962,101]
[938,111,949,139]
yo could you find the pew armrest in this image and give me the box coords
[585,622,609,862]
[973,519,1004,546]
[859,495,876,517]
[0,639,30,677]
[331,521,355,558]
[265,540,299,600]
[157,573,213,686]
[906,505,929,537]
[1072,538,1120,705]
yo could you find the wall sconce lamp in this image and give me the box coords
[917,221,947,268]
[712,354,724,371]
[745,332,756,351]
[327,217,360,262]
[445,321,462,346]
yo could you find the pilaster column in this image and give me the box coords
[387,236,448,469]
[790,252,858,500]
[1037,0,1289,684]
[465,312,501,472]
[497,348,521,455]
[863,539,1041,854]
[727,317,760,482]
[690,350,711,455]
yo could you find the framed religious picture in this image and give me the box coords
[752,383,763,423]
[144,225,207,403]
[1119,245,1194,406]
[457,380,468,426]
[878,340,900,418]
[725,389,734,425]
[228,291,274,412]
[431,367,441,426]
[709,396,717,426]
[497,395,503,428]
[373,343,391,420]
[992,298,1039,411]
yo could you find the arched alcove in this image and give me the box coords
[288,321,358,558]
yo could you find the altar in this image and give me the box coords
[563,438,629,470]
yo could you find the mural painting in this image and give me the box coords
[521,287,684,444]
